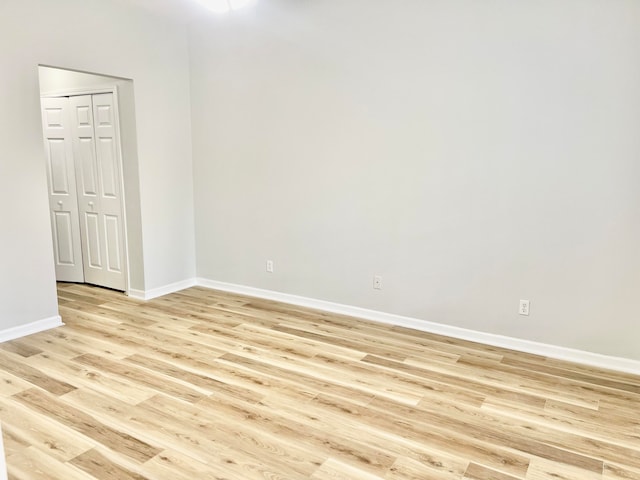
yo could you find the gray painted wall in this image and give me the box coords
[190,0,640,360]
[0,0,196,330]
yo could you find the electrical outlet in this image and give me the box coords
[266,260,274,273]
[519,299,530,316]
[373,275,382,290]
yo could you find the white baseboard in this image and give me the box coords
[0,424,6,480]
[128,278,197,301]
[197,278,640,375]
[0,315,64,344]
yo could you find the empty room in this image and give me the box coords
[1,0,639,478]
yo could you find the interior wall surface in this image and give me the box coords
[190,0,640,360]
[0,0,196,332]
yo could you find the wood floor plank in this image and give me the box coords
[273,320,462,365]
[603,463,640,480]
[59,387,227,467]
[463,462,524,480]
[68,448,147,480]
[0,396,95,462]
[385,456,464,480]
[143,393,329,478]
[480,398,640,470]
[363,354,550,410]
[6,446,90,480]
[72,353,207,403]
[1,426,30,458]
[62,302,162,328]
[193,393,394,475]
[505,361,640,395]
[273,324,408,362]
[214,351,377,406]
[255,392,469,479]
[525,458,602,480]
[25,350,156,405]
[220,351,424,405]
[311,458,386,480]
[141,449,246,480]
[0,350,76,396]
[311,394,530,478]
[12,388,161,463]
[1,283,639,479]
[60,314,227,374]
[0,339,43,358]
[0,369,35,397]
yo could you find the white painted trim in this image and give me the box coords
[196,278,640,376]
[0,316,64,344]
[110,86,132,295]
[40,86,116,97]
[128,278,197,301]
[127,289,145,300]
[0,423,6,480]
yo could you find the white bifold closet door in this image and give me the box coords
[41,93,127,292]
[41,97,85,283]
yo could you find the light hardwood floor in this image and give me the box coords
[1,283,639,479]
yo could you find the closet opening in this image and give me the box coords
[38,65,144,296]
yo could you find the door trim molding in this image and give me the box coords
[40,86,115,97]
[0,316,64,344]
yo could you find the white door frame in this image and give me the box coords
[41,86,131,294]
